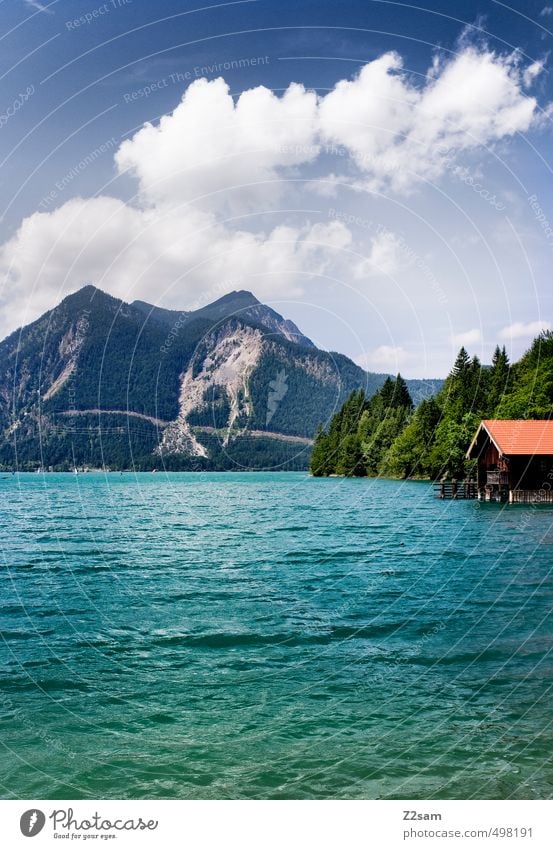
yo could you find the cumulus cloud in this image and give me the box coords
[116,43,542,202]
[115,77,319,212]
[452,328,483,346]
[354,231,404,278]
[319,47,539,191]
[499,320,551,339]
[0,199,350,335]
[357,345,409,371]
[0,44,546,336]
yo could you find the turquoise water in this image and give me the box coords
[1,472,553,799]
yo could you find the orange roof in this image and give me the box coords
[470,419,553,456]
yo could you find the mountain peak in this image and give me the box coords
[206,290,260,310]
[62,284,118,309]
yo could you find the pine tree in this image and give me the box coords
[338,388,368,437]
[451,346,471,377]
[336,433,365,476]
[309,389,369,476]
[468,355,489,414]
[444,347,474,415]
[495,331,553,418]
[380,397,441,478]
[375,376,396,409]
[488,345,510,413]
[311,375,414,477]
[392,374,414,410]
[310,425,332,476]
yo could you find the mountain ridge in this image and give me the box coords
[0,284,443,470]
[131,289,315,348]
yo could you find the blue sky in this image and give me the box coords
[1,0,553,376]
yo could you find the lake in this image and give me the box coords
[1,472,552,799]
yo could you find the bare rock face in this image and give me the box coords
[43,315,90,401]
[160,323,263,455]
[238,302,314,348]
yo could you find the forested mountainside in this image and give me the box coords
[311,336,553,480]
[0,285,442,470]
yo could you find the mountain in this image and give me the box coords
[0,285,443,470]
[131,290,315,348]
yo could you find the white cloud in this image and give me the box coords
[523,59,545,88]
[0,44,546,337]
[354,231,404,278]
[116,45,541,205]
[319,47,539,191]
[499,320,551,339]
[357,345,409,371]
[541,6,553,16]
[452,328,482,346]
[115,77,319,212]
[305,173,342,197]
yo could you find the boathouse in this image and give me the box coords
[466,420,553,503]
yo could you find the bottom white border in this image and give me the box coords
[1,799,551,848]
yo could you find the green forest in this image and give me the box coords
[0,414,310,472]
[310,331,553,480]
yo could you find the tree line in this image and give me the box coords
[310,331,553,480]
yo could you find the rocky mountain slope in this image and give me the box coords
[0,285,442,470]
